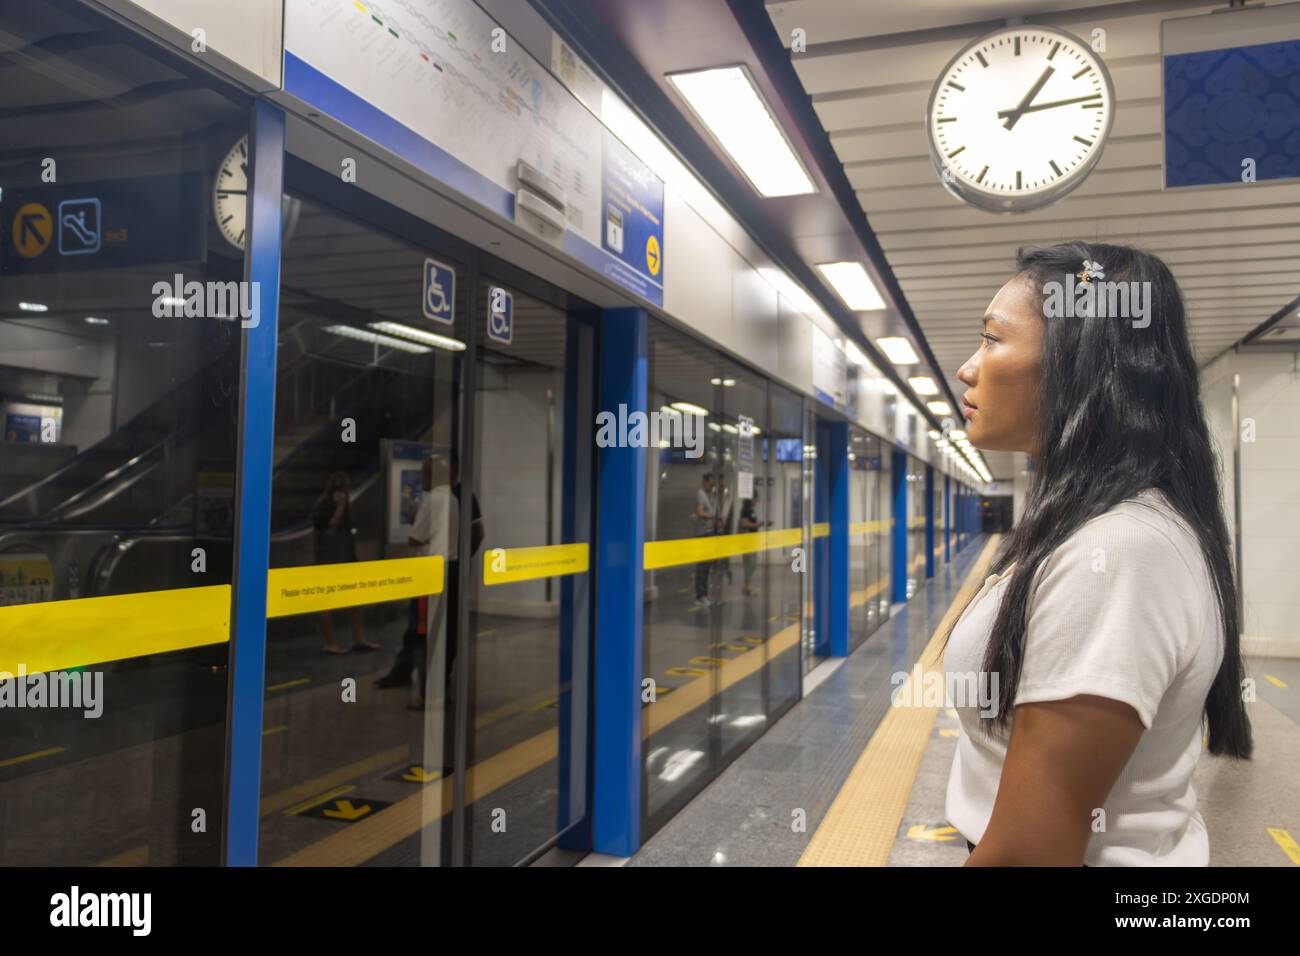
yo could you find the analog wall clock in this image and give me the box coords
[925,25,1115,213]
[213,134,248,251]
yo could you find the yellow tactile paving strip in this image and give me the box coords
[798,536,1001,867]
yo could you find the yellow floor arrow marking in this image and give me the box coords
[402,767,444,784]
[1267,828,1300,865]
[1264,675,1287,689]
[322,799,372,821]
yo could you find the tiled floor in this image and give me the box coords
[629,537,990,866]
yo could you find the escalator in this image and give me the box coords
[0,314,437,604]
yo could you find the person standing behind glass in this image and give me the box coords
[378,455,448,694]
[692,472,716,607]
[312,471,379,654]
[739,490,769,597]
[717,473,735,585]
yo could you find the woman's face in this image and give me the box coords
[956,272,1044,456]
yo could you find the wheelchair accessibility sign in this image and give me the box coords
[487,287,513,345]
[422,257,455,325]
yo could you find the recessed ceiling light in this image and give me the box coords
[369,321,465,351]
[667,65,815,198]
[324,324,431,354]
[876,337,919,364]
[710,377,722,385]
[908,376,939,396]
[816,262,887,311]
[723,378,735,387]
[18,302,48,312]
[84,316,110,326]
[708,422,722,432]
[927,401,952,416]
[671,401,708,416]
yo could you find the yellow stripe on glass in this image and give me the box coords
[267,556,443,618]
[483,543,589,586]
[644,527,802,570]
[0,584,232,675]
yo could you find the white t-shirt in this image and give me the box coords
[943,488,1224,866]
[695,487,715,534]
[410,485,454,559]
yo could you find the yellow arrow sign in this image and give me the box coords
[12,202,52,258]
[907,824,958,842]
[645,234,661,276]
[322,799,372,821]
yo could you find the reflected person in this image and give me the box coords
[312,471,379,653]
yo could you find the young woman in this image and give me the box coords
[942,242,1252,866]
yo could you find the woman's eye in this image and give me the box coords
[980,333,996,346]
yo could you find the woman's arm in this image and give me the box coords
[965,694,1144,866]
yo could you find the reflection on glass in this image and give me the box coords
[640,321,803,838]
[463,276,592,866]
[0,0,249,866]
[259,190,463,867]
[767,385,803,715]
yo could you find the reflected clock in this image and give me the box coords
[925,25,1115,212]
[213,134,248,251]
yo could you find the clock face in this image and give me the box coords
[213,134,248,251]
[926,26,1114,212]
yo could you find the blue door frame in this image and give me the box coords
[223,99,285,867]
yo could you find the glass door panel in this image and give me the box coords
[464,273,593,865]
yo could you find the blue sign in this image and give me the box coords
[1164,38,1300,187]
[4,414,41,443]
[422,257,455,325]
[600,129,665,299]
[487,286,513,345]
[58,198,101,255]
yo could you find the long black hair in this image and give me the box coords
[941,241,1252,758]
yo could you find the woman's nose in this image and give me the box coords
[957,354,977,386]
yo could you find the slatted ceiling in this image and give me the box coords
[765,0,1138,42]
[765,1,1300,481]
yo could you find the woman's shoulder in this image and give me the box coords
[1044,488,1204,581]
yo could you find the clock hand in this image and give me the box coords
[1001,65,1054,131]
[997,93,1102,118]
